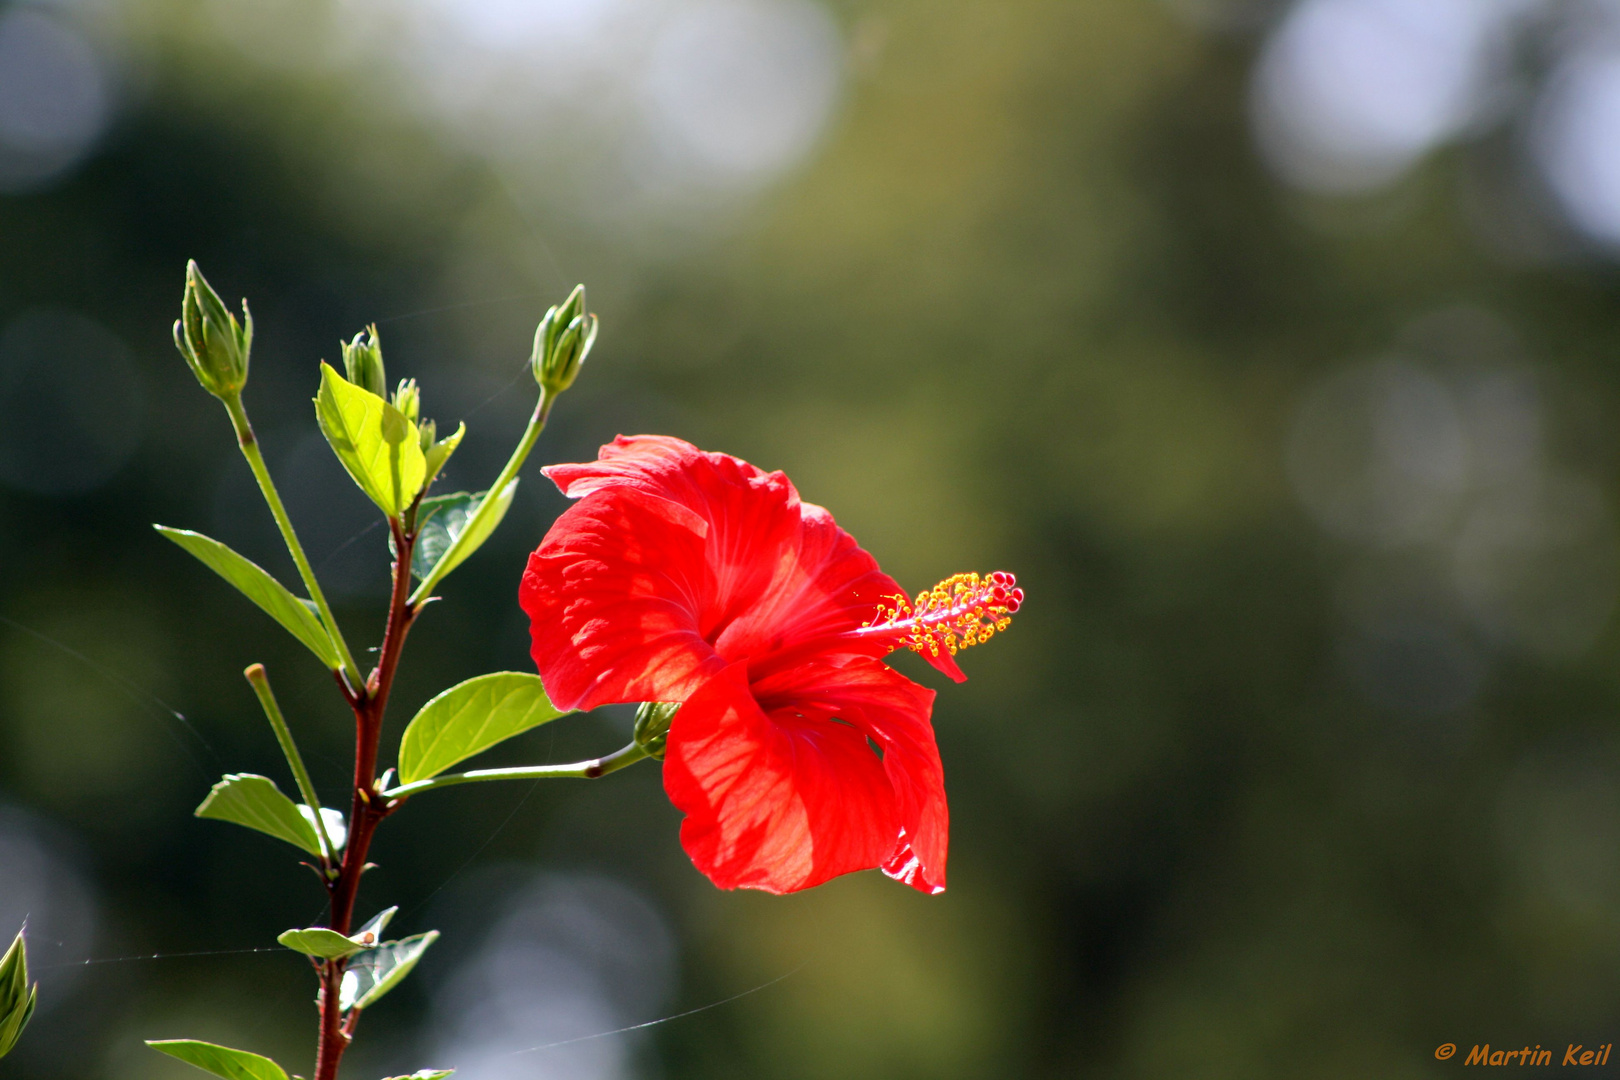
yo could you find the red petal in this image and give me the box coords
[751,658,947,894]
[543,434,737,502]
[663,660,947,895]
[539,436,909,675]
[520,485,727,711]
[919,646,968,684]
[716,501,905,670]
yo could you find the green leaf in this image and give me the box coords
[296,805,347,853]
[277,927,368,960]
[382,1071,454,1079]
[353,906,398,943]
[396,672,568,785]
[421,421,464,491]
[195,774,323,858]
[0,929,35,1059]
[276,904,396,960]
[315,362,426,518]
[410,491,473,580]
[412,479,517,592]
[146,1040,289,1080]
[154,527,340,670]
[339,931,439,1012]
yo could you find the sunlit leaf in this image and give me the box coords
[314,362,426,518]
[411,479,517,593]
[195,774,323,858]
[154,526,339,670]
[146,1040,289,1080]
[421,421,464,491]
[296,805,347,853]
[396,673,567,785]
[277,927,368,960]
[381,1071,454,1079]
[339,931,439,1012]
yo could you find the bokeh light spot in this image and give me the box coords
[0,6,110,192]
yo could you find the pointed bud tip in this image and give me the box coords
[175,261,250,398]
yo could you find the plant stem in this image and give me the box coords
[244,663,337,868]
[313,516,418,1080]
[381,741,651,802]
[222,392,362,690]
[407,387,553,607]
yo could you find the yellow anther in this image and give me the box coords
[862,570,1023,660]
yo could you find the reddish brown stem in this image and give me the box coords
[312,964,346,1080]
[312,516,418,1080]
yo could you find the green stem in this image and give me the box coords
[244,663,338,866]
[381,740,649,802]
[407,387,554,608]
[222,393,362,690]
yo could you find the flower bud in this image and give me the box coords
[633,701,679,759]
[417,417,437,453]
[341,325,387,398]
[530,284,598,395]
[393,378,420,424]
[173,260,252,399]
[0,928,36,1060]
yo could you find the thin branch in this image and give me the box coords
[222,393,362,689]
[381,742,651,802]
[244,663,337,868]
[408,387,553,607]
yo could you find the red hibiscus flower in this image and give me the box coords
[519,435,1021,895]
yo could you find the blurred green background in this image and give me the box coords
[3,0,1620,1076]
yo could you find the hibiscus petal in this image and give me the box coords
[751,658,947,894]
[663,663,906,894]
[543,436,910,668]
[520,485,727,711]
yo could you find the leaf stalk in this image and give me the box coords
[381,741,651,802]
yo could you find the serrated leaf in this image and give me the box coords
[396,673,568,785]
[155,527,339,670]
[315,362,426,518]
[339,931,438,1011]
[277,927,368,960]
[147,1040,289,1080]
[413,478,517,592]
[421,422,464,490]
[381,1071,454,1079]
[195,775,322,858]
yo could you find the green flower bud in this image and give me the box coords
[633,701,679,759]
[173,260,252,399]
[393,378,420,424]
[0,928,36,1060]
[417,416,437,453]
[341,325,387,398]
[530,284,598,395]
